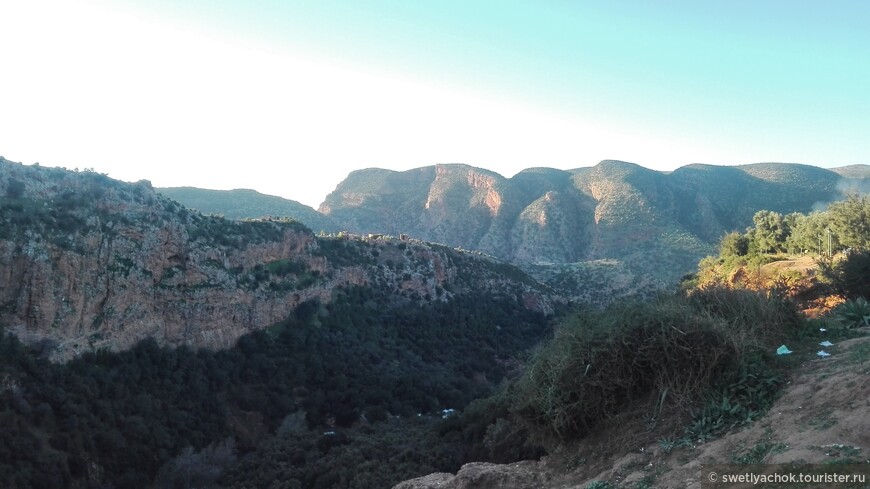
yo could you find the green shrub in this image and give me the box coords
[686,357,782,441]
[266,258,306,276]
[833,298,870,328]
[513,298,732,442]
[819,250,870,300]
[687,287,802,352]
[511,289,797,445]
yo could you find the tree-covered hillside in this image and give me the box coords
[0,158,563,489]
[158,187,339,233]
[0,287,552,489]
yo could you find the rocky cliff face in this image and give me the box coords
[0,159,554,360]
[319,161,869,298]
[319,164,595,262]
[156,161,870,303]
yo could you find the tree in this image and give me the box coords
[719,231,749,257]
[785,211,832,255]
[751,211,787,254]
[827,194,870,250]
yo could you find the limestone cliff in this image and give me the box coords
[0,158,554,361]
[159,162,870,304]
[319,161,868,301]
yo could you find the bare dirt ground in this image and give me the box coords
[608,333,870,488]
[750,255,843,317]
[760,255,819,277]
[395,332,870,489]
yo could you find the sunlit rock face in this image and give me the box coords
[0,158,555,361]
[321,161,866,299]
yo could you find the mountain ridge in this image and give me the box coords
[158,160,868,302]
[158,186,339,232]
[319,161,868,296]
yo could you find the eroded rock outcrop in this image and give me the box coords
[0,159,554,360]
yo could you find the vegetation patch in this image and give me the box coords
[265,258,306,276]
[730,427,788,464]
[691,195,870,315]
[832,298,870,328]
[510,289,797,446]
[0,287,551,489]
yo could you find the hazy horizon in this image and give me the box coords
[2,0,868,207]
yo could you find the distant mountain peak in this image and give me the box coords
[125,159,868,304]
[318,161,866,301]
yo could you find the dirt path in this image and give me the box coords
[614,333,870,488]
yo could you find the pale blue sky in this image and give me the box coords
[1,0,867,207]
